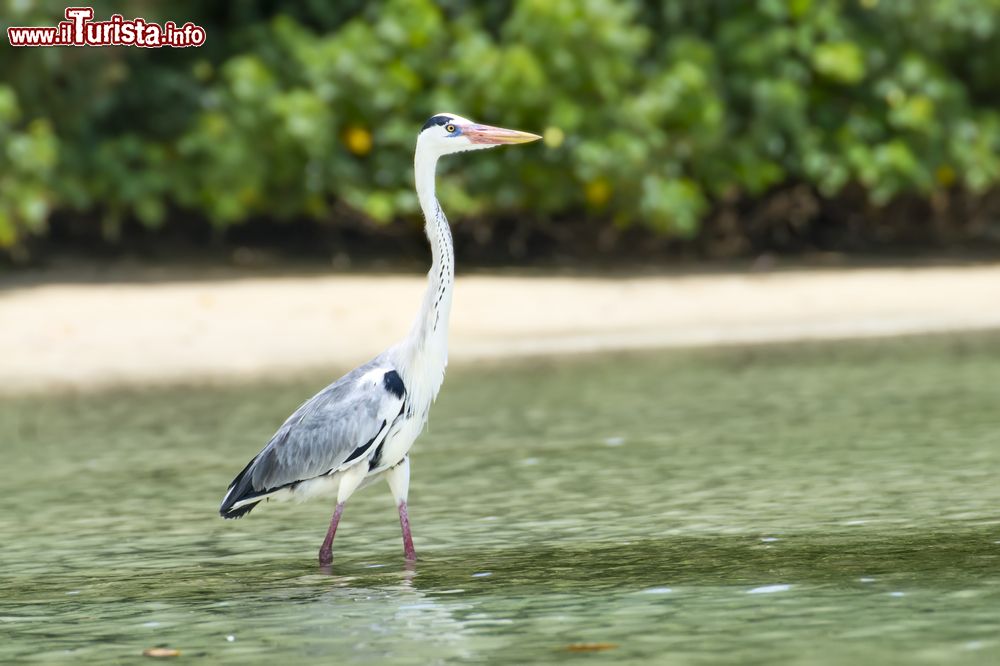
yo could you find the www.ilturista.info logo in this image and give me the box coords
[7,7,206,48]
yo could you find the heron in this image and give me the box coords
[219,114,540,565]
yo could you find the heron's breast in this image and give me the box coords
[375,410,426,470]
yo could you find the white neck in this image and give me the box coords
[396,140,454,404]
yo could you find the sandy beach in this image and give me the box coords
[2,264,998,394]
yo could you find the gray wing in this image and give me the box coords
[220,357,405,516]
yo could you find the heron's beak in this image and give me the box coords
[465,124,542,145]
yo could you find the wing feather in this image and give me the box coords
[220,357,405,517]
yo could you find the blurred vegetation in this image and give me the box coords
[3,0,1000,258]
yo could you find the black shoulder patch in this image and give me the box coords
[382,370,405,398]
[421,114,452,131]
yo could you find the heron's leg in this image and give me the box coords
[398,503,416,562]
[386,457,416,561]
[318,462,368,566]
[318,503,344,567]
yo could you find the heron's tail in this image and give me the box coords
[219,455,263,519]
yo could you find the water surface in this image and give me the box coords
[2,333,1000,664]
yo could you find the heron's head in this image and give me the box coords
[417,113,541,158]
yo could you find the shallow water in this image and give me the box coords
[2,333,1000,664]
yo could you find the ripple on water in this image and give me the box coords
[748,584,792,594]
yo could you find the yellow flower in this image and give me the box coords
[935,164,956,187]
[543,126,564,149]
[585,178,612,207]
[343,125,372,156]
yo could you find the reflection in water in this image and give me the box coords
[2,333,1000,663]
[287,566,478,664]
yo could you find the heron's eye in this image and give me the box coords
[445,124,456,133]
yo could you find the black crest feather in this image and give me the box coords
[421,115,452,131]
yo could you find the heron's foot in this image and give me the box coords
[318,547,333,567]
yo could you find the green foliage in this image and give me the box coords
[0,84,57,248]
[3,0,1000,249]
